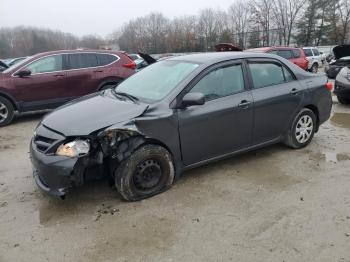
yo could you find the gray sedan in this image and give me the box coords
[30,52,333,201]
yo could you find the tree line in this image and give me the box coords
[1,0,350,58]
[0,26,106,58]
[116,0,350,53]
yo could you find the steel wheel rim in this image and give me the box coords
[0,102,8,123]
[295,115,313,143]
[133,159,163,192]
[312,65,317,73]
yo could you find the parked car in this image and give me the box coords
[325,45,350,79]
[246,46,309,71]
[0,50,136,126]
[0,60,9,72]
[334,66,350,104]
[7,56,27,67]
[302,47,322,73]
[30,52,332,201]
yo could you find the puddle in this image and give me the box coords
[331,113,350,129]
[310,152,350,163]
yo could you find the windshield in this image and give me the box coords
[117,60,199,102]
[3,56,33,73]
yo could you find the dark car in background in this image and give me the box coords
[246,47,309,71]
[334,66,350,104]
[30,52,332,201]
[325,45,350,79]
[0,49,136,126]
[0,60,9,72]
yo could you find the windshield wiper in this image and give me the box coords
[111,89,139,102]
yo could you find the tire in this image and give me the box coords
[99,82,119,91]
[115,144,175,201]
[337,95,350,104]
[284,108,316,149]
[310,63,318,73]
[0,96,15,127]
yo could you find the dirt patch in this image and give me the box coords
[331,113,350,129]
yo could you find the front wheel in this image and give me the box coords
[284,108,316,149]
[114,144,175,201]
[0,97,15,127]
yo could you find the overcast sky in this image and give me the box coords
[1,0,234,37]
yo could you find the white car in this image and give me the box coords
[303,47,322,73]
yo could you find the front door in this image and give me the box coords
[12,54,68,109]
[178,61,254,166]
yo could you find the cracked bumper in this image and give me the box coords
[30,140,78,197]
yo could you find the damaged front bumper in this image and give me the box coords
[30,140,78,197]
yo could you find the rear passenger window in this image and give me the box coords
[97,54,118,66]
[249,62,294,88]
[292,49,301,58]
[68,53,98,69]
[277,50,293,59]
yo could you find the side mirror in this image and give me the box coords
[180,92,205,108]
[15,69,31,77]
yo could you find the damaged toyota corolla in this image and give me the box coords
[30,52,332,201]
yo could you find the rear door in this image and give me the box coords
[247,58,304,144]
[65,53,101,97]
[178,60,254,166]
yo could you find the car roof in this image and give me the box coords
[31,49,124,58]
[166,52,283,65]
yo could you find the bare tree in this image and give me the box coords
[338,0,350,43]
[229,1,251,48]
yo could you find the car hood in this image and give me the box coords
[333,45,350,59]
[41,90,149,136]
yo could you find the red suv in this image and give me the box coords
[0,50,136,126]
[246,47,309,71]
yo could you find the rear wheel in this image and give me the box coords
[114,144,175,201]
[0,97,15,127]
[310,63,318,73]
[337,95,350,104]
[285,108,316,149]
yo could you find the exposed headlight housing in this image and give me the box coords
[56,139,90,157]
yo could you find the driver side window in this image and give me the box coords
[26,55,63,74]
[190,64,244,101]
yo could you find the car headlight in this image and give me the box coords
[56,139,90,157]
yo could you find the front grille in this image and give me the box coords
[33,125,65,154]
[34,135,57,152]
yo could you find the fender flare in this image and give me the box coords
[0,89,18,110]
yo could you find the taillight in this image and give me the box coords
[123,61,136,70]
[326,82,333,91]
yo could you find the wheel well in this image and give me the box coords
[304,105,320,130]
[0,92,17,110]
[144,138,173,158]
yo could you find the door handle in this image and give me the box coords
[290,88,299,95]
[94,70,103,73]
[54,74,65,77]
[238,100,251,108]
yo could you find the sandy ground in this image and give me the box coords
[0,99,350,262]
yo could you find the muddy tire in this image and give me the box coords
[114,144,175,201]
[284,108,316,149]
[310,63,318,73]
[337,95,350,104]
[0,96,15,127]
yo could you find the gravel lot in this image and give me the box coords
[0,97,350,262]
